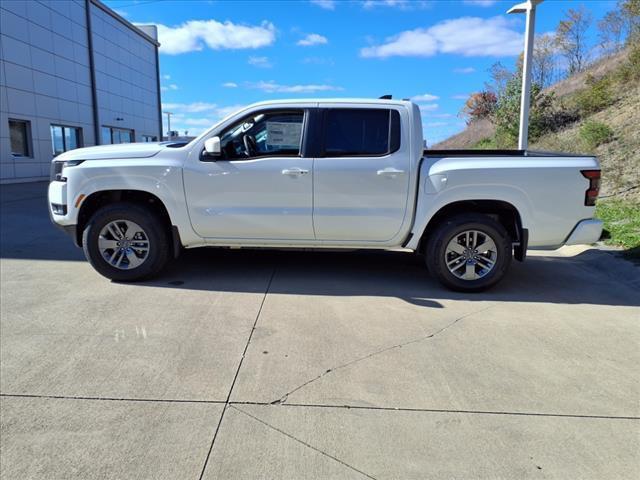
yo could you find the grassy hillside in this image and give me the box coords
[530,57,640,200]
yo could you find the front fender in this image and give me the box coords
[60,161,201,246]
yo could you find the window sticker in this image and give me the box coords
[266,122,302,148]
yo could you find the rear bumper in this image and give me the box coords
[565,219,603,245]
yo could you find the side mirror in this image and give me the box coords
[204,136,221,156]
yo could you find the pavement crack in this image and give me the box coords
[0,393,224,404]
[198,266,277,480]
[272,305,495,405]
[231,405,378,480]
[231,401,640,421]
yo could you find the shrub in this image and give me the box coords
[490,74,578,146]
[574,74,614,115]
[615,41,640,82]
[462,91,498,123]
[580,120,614,150]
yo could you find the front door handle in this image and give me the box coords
[377,167,405,177]
[282,168,309,176]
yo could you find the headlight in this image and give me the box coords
[50,160,84,182]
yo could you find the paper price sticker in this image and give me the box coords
[266,122,302,147]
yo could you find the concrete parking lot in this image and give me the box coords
[1,182,639,479]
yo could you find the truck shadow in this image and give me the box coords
[139,247,640,308]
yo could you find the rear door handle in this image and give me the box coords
[282,168,309,176]
[377,167,405,177]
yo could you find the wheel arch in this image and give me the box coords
[76,190,181,257]
[417,199,527,261]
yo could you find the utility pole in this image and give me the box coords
[508,0,543,151]
[163,111,173,139]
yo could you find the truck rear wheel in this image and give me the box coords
[82,202,170,281]
[425,213,512,292]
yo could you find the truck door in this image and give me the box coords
[183,108,315,240]
[312,106,411,241]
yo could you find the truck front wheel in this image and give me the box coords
[82,202,170,282]
[425,213,512,292]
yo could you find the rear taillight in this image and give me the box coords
[581,170,601,206]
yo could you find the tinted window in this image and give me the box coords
[9,119,31,157]
[323,109,400,157]
[218,110,304,160]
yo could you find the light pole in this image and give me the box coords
[508,0,543,151]
[163,111,173,139]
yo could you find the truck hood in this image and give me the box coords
[54,142,169,161]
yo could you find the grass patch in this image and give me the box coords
[580,120,614,150]
[473,137,497,149]
[595,199,640,261]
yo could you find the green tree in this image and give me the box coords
[491,75,576,148]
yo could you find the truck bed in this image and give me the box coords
[423,149,588,158]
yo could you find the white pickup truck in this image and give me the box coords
[48,98,603,291]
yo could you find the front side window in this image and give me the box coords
[218,110,304,160]
[102,126,134,144]
[51,125,82,156]
[9,119,32,157]
[323,108,400,157]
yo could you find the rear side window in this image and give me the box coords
[323,108,400,157]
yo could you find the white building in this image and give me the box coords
[0,0,162,183]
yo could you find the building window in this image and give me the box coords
[142,135,158,142]
[102,126,134,144]
[9,119,32,157]
[51,125,83,156]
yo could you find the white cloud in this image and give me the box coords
[452,94,469,100]
[297,33,328,47]
[425,121,449,127]
[424,113,453,118]
[155,19,276,55]
[411,93,439,102]
[163,74,171,80]
[463,0,498,6]
[249,81,343,93]
[418,103,439,112]
[310,0,335,10]
[114,9,129,18]
[363,0,407,8]
[362,0,429,9]
[360,16,522,58]
[162,103,247,136]
[160,83,179,92]
[302,56,335,66]
[454,67,476,74]
[222,82,238,88]
[248,56,273,68]
[163,102,220,113]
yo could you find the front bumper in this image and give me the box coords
[48,181,81,247]
[565,219,603,245]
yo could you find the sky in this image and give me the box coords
[104,0,617,144]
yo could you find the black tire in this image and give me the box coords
[82,202,170,281]
[425,213,512,292]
